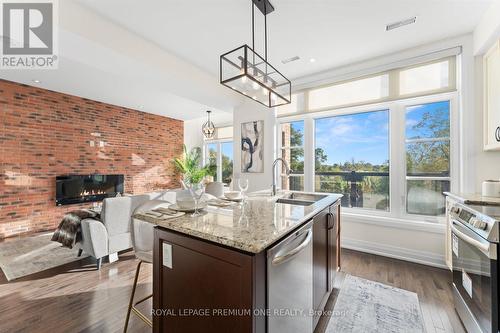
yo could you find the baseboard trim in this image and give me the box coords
[342,237,447,269]
[343,213,446,235]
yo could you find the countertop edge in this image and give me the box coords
[142,193,342,254]
[444,192,500,207]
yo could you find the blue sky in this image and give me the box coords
[314,110,389,165]
[221,142,233,160]
[207,142,233,163]
[406,101,450,139]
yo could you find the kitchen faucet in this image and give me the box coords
[272,158,292,196]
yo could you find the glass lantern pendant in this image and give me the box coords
[220,0,291,108]
[202,110,216,139]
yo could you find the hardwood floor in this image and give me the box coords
[0,249,153,333]
[0,244,465,333]
[316,250,466,333]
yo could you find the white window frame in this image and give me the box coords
[204,139,233,184]
[277,91,459,224]
[278,120,306,191]
[400,93,458,222]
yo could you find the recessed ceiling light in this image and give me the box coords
[281,56,300,64]
[386,16,417,31]
[309,58,316,63]
[32,79,41,84]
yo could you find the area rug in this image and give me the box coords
[0,232,88,281]
[326,275,425,333]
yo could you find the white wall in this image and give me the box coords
[473,0,500,55]
[232,99,277,193]
[342,217,446,268]
[183,112,234,151]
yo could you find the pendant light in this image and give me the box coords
[202,110,216,139]
[220,0,291,108]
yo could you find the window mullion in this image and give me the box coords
[217,143,222,183]
[390,103,406,217]
[449,95,459,193]
[304,117,314,192]
[405,137,450,144]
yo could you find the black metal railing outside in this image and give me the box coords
[315,171,389,210]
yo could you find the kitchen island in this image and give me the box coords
[135,191,342,333]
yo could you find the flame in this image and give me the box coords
[80,189,106,196]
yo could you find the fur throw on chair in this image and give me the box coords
[51,209,100,248]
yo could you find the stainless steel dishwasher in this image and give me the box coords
[267,220,313,333]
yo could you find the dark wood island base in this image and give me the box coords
[152,199,341,333]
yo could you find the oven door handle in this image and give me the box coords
[451,222,497,259]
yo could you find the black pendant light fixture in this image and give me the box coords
[202,110,216,139]
[220,0,291,108]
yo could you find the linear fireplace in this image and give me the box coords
[56,174,124,206]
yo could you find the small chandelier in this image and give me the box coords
[220,0,291,108]
[202,110,216,139]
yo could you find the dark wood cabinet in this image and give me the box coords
[153,200,341,333]
[153,228,266,333]
[312,202,340,327]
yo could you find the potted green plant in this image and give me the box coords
[173,145,216,186]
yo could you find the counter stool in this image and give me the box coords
[123,200,171,332]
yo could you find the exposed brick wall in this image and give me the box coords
[0,79,183,238]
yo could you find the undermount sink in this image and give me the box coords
[276,193,327,206]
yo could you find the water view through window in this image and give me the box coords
[315,110,390,211]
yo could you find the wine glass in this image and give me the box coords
[188,182,205,217]
[238,178,249,203]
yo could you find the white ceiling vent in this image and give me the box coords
[281,56,300,64]
[386,17,417,31]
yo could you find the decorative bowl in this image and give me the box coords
[224,191,242,201]
[176,196,196,209]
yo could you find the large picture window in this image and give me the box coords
[315,110,390,211]
[276,55,458,222]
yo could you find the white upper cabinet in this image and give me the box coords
[484,40,500,151]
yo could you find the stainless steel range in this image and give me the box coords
[449,201,499,333]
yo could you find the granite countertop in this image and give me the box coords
[134,191,342,254]
[444,192,500,207]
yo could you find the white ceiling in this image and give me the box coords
[0,0,493,121]
[79,0,492,79]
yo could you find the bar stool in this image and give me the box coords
[123,199,172,332]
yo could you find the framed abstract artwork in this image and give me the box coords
[241,120,264,173]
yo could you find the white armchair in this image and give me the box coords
[78,194,152,269]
